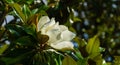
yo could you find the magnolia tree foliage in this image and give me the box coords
[0,0,120,65]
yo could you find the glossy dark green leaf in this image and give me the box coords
[74,49,84,60]
[86,35,100,58]
[15,36,34,46]
[23,25,36,38]
[38,5,49,11]
[22,4,32,20]
[1,51,33,65]
[31,9,39,14]
[10,3,26,23]
[5,24,25,38]
[69,52,79,61]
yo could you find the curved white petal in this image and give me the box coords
[45,23,61,44]
[50,41,74,51]
[40,18,56,34]
[61,30,76,41]
[37,16,50,31]
[59,25,68,31]
[43,18,56,28]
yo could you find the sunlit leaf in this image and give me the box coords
[5,0,14,3]
[31,9,38,14]
[73,17,81,22]
[22,4,32,20]
[10,3,26,23]
[86,35,100,58]
[62,55,77,65]
[0,44,9,54]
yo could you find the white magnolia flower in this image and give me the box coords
[37,16,76,51]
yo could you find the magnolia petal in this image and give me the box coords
[61,30,76,41]
[45,25,61,44]
[50,41,74,51]
[37,16,50,31]
[50,18,56,26]
[43,18,56,28]
[59,25,68,31]
[41,18,56,34]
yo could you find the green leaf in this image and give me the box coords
[15,36,34,46]
[23,25,36,38]
[69,27,77,33]
[33,52,44,65]
[26,0,34,4]
[77,58,88,65]
[62,55,77,65]
[22,4,32,20]
[73,17,82,22]
[1,51,33,65]
[74,37,87,48]
[10,3,26,23]
[5,0,14,3]
[0,44,9,54]
[39,10,48,16]
[114,56,120,65]
[31,9,39,14]
[92,54,103,65]
[74,49,84,60]
[86,35,100,58]
[5,24,26,39]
